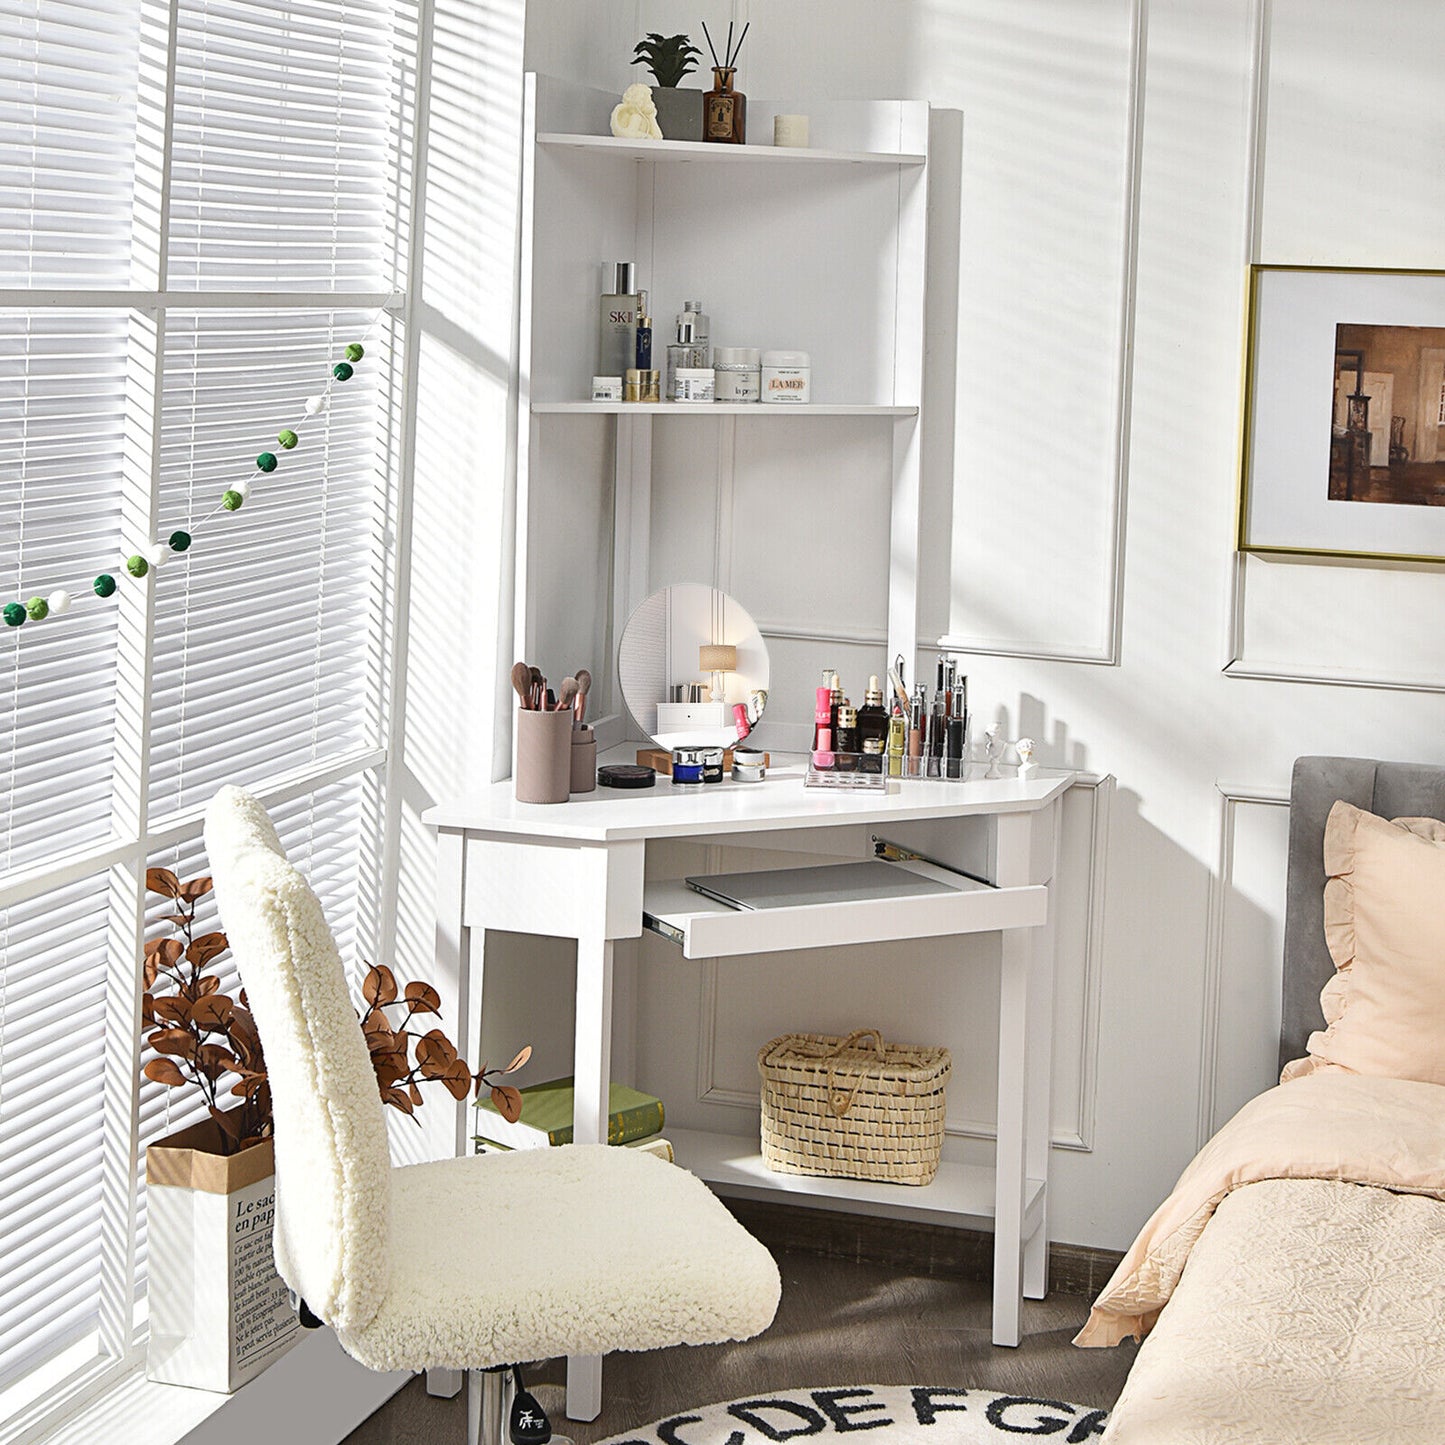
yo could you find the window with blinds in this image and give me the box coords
[0,0,413,1424]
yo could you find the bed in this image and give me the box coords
[1078,756,1445,1444]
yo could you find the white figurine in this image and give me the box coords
[984,724,1005,780]
[611,83,664,140]
[1016,736,1039,781]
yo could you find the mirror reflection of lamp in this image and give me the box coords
[699,643,736,703]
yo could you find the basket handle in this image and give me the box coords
[824,1028,887,1118]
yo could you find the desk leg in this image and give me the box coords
[1023,800,1061,1300]
[566,934,614,1422]
[993,926,1029,1348]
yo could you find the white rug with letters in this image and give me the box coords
[591,1385,1107,1445]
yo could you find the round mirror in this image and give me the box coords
[618,584,770,749]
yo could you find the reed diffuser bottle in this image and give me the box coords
[702,21,747,144]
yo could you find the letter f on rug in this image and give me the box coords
[594,1386,1108,1445]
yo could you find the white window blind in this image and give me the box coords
[0,0,412,1421]
[0,0,140,287]
[0,876,110,1393]
[148,307,380,820]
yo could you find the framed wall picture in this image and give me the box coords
[1238,265,1445,562]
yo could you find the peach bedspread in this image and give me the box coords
[1076,1070,1445,1348]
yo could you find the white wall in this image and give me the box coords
[512,0,1445,1251]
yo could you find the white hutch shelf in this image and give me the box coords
[513,73,930,740]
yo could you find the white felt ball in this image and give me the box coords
[236,478,253,500]
[304,395,327,415]
[145,542,168,568]
[47,589,72,615]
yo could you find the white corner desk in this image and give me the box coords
[424,758,1072,1420]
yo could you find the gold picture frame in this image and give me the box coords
[1237,264,1445,564]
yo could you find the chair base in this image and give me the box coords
[467,1367,573,1445]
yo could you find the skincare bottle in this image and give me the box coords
[598,262,639,379]
[666,302,709,399]
[857,676,889,752]
[886,713,906,777]
[829,673,844,737]
[835,705,858,768]
[813,685,833,755]
[860,737,884,775]
[634,290,652,371]
[682,300,710,364]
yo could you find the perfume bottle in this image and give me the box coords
[597,261,638,379]
[634,290,652,370]
[856,675,889,752]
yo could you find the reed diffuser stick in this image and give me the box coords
[728,21,749,66]
[724,21,733,69]
[702,20,721,68]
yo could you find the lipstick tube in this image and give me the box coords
[945,684,966,779]
[928,694,946,778]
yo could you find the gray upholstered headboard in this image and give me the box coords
[1281,755,1445,1071]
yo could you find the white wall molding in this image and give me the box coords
[1196,781,1290,1150]
[944,0,1145,666]
[694,777,1111,1155]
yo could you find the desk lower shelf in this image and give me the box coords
[669,1126,1046,1236]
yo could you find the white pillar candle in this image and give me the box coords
[773,114,810,148]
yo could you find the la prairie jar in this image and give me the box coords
[714,347,761,402]
[761,350,810,403]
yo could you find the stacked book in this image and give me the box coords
[473,1076,672,1161]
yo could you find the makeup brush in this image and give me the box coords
[555,676,578,715]
[529,666,543,710]
[574,668,592,727]
[512,661,533,709]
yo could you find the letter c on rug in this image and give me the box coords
[726,1399,827,1441]
[809,1390,892,1432]
[909,1389,969,1426]
[658,1415,708,1445]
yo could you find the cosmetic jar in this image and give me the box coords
[700,747,726,784]
[569,726,597,793]
[671,748,705,784]
[732,748,767,782]
[860,737,885,775]
[714,347,761,402]
[761,350,810,403]
[591,375,623,402]
[598,763,655,789]
[625,368,660,403]
[773,114,810,148]
[672,367,716,403]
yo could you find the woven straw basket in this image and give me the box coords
[758,1029,952,1186]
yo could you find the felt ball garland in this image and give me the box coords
[4,339,370,632]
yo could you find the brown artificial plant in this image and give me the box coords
[357,962,530,1123]
[141,868,270,1156]
[141,870,529,1156]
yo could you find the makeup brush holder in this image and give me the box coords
[570,727,597,794]
[514,708,573,804]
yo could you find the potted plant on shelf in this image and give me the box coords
[141,866,528,1393]
[631,32,704,141]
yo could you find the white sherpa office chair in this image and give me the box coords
[204,785,780,1445]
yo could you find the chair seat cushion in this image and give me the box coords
[336,1144,781,1372]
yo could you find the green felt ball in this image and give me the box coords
[4,602,26,628]
[345,343,364,362]
[332,362,354,381]
[126,554,149,578]
[256,451,278,472]
[169,530,192,552]
[94,574,117,598]
[222,490,244,511]
[26,596,48,621]
[277,429,299,450]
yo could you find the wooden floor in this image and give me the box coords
[343,1214,1138,1445]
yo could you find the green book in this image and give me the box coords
[473,1076,664,1150]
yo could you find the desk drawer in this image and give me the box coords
[642,861,1045,959]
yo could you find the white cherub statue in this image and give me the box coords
[611,83,664,140]
[984,724,1005,779]
[1016,737,1038,780]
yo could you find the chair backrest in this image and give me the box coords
[1281,756,1445,1072]
[205,785,391,1333]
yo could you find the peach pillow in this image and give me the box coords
[1282,801,1445,1086]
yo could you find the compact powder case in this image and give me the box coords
[597,763,656,789]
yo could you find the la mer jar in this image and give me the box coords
[761,350,810,403]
